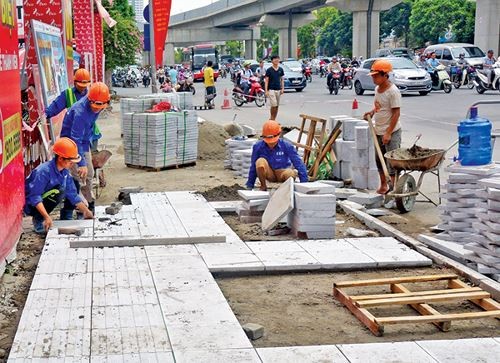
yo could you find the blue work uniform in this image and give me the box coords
[45,87,87,119]
[24,158,82,215]
[246,139,308,188]
[60,97,99,167]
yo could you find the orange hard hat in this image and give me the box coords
[261,120,281,144]
[369,59,393,75]
[87,82,110,109]
[52,137,81,162]
[74,68,91,86]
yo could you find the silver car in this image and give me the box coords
[354,57,432,96]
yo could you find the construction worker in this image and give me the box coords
[60,82,110,218]
[24,137,93,234]
[246,120,308,191]
[45,68,91,118]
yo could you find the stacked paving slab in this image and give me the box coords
[288,182,336,239]
[330,115,378,189]
[122,111,198,168]
[224,138,258,175]
[237,190,270,224]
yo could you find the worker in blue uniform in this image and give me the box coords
[246,120,308,191]
[59,82,110,219]
[24,137,93,234]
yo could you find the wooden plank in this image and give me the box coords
[376,310,500,325]
[299,114,327,123]
[391,283,451,332]
[356,291,491,308]
[333,287,383,336]
[309,122,341,179]
[334,274,458,288]
[449,279,500,319]
[352,287,482,301]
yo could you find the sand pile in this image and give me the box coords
[198,120,230,160]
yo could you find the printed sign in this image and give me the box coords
[152,0,172,67]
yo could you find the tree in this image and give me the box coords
[256,26,279,59]
[102,0,142,85]
[298,24,316,58]
[225,41,244,57]
[380,0,413,47]
[317,9,352,57]
[409,0,475,46]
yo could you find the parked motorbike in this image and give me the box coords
[303,66,312,82]
[430,65,452,93]
[450,64,475,89]
[232,76,266,107]
[474,64,500,94]
[341,66,353,89]
[327,70,341,95]
[142,73,151,87]
[177,77,195,95]
[124,73,138,88]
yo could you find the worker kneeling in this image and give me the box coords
[246,120,308,191]
[24,138,94,235]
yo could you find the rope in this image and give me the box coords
[145,114,149,166]
[164,112,167,166]
[182,111,187,164]
[131,113,134,163]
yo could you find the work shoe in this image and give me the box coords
[32,217,46,235]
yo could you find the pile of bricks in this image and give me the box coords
[224,138,258,174]
[173,91,194,111]
[465,177,500,281]
[237,190,270,224]
[330,115,378,189]
[288,182,336,239]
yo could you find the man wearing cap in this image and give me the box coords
[482,49,496,86]
[363,59,402,195]
[60,82,110,218]
[24,137,93,234]
[246,120,308,191]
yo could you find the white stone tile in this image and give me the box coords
[306,249,378,269]
[416,338,500,363]
[246,241,305,253]
[174,348,261,363]
[145,245,199,256]
[345,237,404,250]
[338,341,437,363]
[361,248,432,267]
[297,239,356,252]
[255,251,321,271]
[257,345,349,363]
[195,240,252,255]
[202,253,265,273]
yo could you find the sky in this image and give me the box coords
[171,0,213,15]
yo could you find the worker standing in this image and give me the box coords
[246,120,308,191]
[24,138,93,234]
[363,59,402,195]
[59,82,110,218]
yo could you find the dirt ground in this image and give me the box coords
[0,103,452,360]
[216,268,500,347]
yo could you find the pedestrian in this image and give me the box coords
[24,137,93,234]
[255,59,266,82]
[168,65,178,87]
[264,55,284,120]
[203,60,216,108]
[59,82,110,218]
[363,59,402,195]
[246,120,308,191]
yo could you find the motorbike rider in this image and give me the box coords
[481,49,496,86]
[351,57,360,68]
[255,59,266,85]
[240,61,254,95]
[426,52,441,84]
[327,56,343,88]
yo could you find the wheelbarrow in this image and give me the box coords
[383,147,450,213]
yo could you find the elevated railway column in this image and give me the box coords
[475,0,500,56]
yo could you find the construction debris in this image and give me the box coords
[57,226,85,236]
[344,227,378,238]
[242,323,265,340]
[105,202,123,215]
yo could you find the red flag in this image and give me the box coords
[152,0,172,67]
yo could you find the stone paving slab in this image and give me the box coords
[416,338,500,363]
[337,341,438,363]
[257,345,349,363]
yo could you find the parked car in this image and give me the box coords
[354,57,432,96]
[374,47,414,60]
[282,60,303,73]
[423,43,486,68]
[265,63,307,92]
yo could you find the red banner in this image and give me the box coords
[0,0,24,263]
[152,0,171,67]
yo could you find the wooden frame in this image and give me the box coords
[333,274,500,336]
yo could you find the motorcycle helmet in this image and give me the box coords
[459,53,465,59]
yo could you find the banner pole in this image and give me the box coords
[149,0,158,93]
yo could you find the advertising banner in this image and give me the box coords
[0,0,24,264]
[152,0,172,67]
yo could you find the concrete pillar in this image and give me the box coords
[244,39,257,60]
[328,0,402,59]
[475,0,500,56]
[260,13,315,59]
[219,45,227,56]
[163,43,175,66]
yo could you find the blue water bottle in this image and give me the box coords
[457,106,492,166]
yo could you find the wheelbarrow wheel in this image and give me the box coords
[395,174,417,213]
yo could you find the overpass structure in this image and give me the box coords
[164,0,500,65]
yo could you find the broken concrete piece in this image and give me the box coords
[379,214,408,225]
[344,227,378,238]
[339,200,366,211]
[366,208,392,217]
[347,192,383,206]
[105,202,123,215]
[242,323,264,340]
[58,226,85,236]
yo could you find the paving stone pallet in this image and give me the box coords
[224,138,258,171]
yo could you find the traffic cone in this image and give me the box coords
[352,98,361,118]
[221,88,231,109]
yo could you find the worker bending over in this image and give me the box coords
[246,120,308,191]
[60,82,110,218]
[24,138,93,234]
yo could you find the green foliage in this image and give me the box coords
[409,0,475,45]
[174,48,184,64]
[225,40,244,57]
[256,26,279,59]
[317,9,352,57]
[102,0,142,70]
[380,0,413,47]
[298,24,316,58]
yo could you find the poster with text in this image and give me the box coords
[31,19,69,108]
